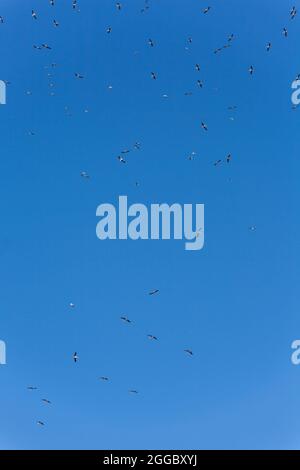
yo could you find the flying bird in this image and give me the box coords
[226,154,232,163]
[184,349,194,356]
[37,421,45,426]
[50,0,55,5]
[147,335,158,341]
[283,28,288,37]
[75,72,84,79]
[151,72,157,80]
[80,171,90,178]
[32,10,37,20]
[203,7,211,14]
[99,376,109,381]
[72,0,77,9]
[214,160,222,167]
[201,122,208,131]
[129,390,139,394]
[188,151,197,161]
[106,26,112,34]
[141,0,150,13]
[73,352,79,363]
[149,289,159,295]
[266,42,272,51]
[42,399,51,405]
[0,16,4,23]
[197,80,203,88]
[120,316,132,323]
[291,6,297,19]
[148,38,154,47]
[248,65,254,75]
[117,155,126,163]
[53,19,59,27]
[116,2,122,10]
[195,64,200,72]
[27,386,38,391]
[42,44,52,50]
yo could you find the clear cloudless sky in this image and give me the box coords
[0,0,299,450]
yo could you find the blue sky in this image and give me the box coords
[0,0,299,450]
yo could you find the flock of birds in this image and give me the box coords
[27,283,196,427]
[15,0,297,169]
[27,286,195,427]
[1,1,296,429]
